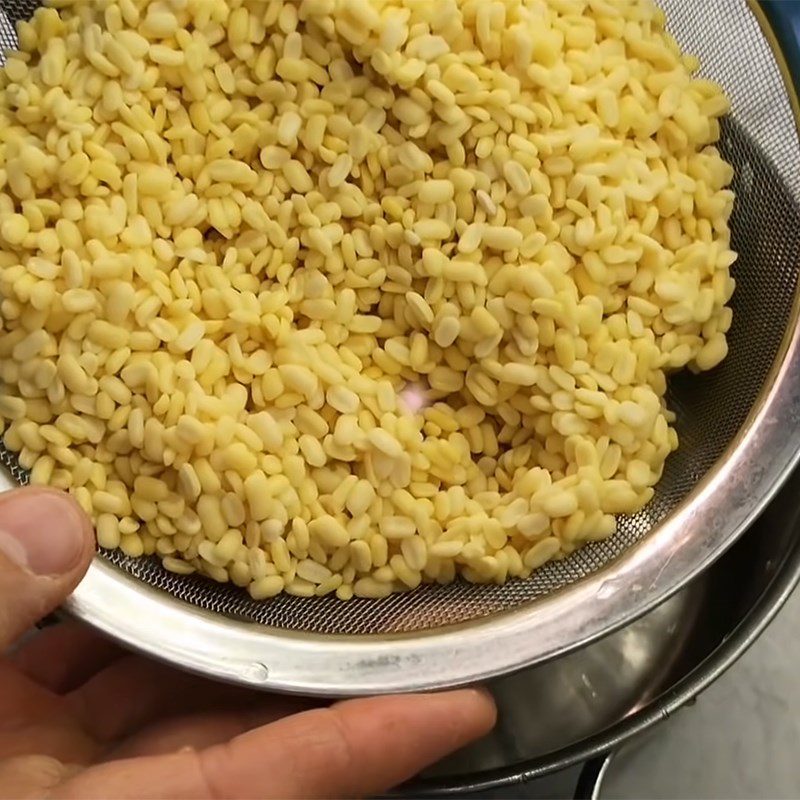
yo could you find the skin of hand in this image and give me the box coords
[0,487,497,799]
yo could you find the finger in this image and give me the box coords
[106,712,259,760]
[0,755,79,800]
[0,707,100,766]
[0,641,96,764]
[0,488,96,762]
[0,659,55,724]
[53,689,497,799]
[11,622,124,693]
[107,702,315,760]
[0,487,95,650]
[68,655,272,741]
[0,658,100,766]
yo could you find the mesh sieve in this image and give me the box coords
[1,0,800,691]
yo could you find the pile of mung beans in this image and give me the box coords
[0,0,736,600]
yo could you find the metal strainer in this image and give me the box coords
[1,0,800,696]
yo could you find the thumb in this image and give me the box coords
[0,487,95,650]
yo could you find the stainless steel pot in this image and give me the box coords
[401,457,800,797]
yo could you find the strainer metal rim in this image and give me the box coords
[23,0,800,695]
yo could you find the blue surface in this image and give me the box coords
[761,1,800,93]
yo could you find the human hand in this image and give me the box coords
[0,487,496,799]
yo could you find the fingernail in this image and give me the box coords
[0,489,85,576]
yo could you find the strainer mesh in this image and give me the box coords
[0,0,797,635]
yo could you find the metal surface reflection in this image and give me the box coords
[426,584,702,778]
